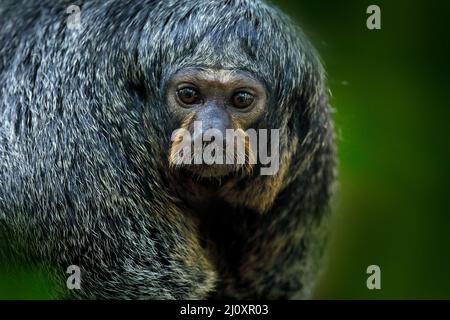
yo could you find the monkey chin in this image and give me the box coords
[181,163,252,180]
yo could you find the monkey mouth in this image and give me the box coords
[180,162,251,179]
[170,145,254,178]
[169,134,255,179]
[169,155,254,179]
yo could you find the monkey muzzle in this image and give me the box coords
[169,123,255,179]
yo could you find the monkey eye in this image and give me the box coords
[232,92,255,109]
[177,87,202,105]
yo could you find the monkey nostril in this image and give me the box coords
[208,121,228,137]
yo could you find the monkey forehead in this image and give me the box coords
[143,0,313,85]
[169,67,265,89]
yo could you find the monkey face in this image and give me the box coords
[166,67,267,179]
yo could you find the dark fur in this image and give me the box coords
[0,0,336,299]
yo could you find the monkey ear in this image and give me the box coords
[284,49,327,136]
[286,79,334,176]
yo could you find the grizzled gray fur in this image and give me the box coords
[0,0,336,299]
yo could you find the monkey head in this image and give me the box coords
[130,0,333,212]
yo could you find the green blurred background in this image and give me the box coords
[1,0,450,299]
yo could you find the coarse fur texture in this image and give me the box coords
[0,0,336,299]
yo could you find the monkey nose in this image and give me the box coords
[192,105,231,138]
